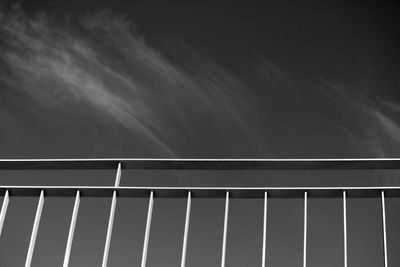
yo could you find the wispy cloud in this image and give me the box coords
[317,81,400,157]
[1,4,398,159]
[0,5,267,157]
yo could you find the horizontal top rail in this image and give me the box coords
[1,186,400,198]
[0,158,400,170]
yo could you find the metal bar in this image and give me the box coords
[381,191,388,267]
[25,190,45,267]
[1,158,400,170]
[1,186,400,198]
[180,191,192,267]
[303,191,307,267]
[101,163,122,267]
[0,190,9,238]
[221,191,229,267]
[114,163,122,187]
[262,191,267,267]
[101,191,117,267]
[63,190,81,267]
[141,191,154,267]
[343,191,347,267]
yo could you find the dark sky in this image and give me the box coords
[0,0,399,158]
[0,0,400,266]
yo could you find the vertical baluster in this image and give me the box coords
[25,190,45,267]
[141,190,154,267]
[101,162,122,267]
[180,191,192,267]
[381,191,388,267]
[221,191,230,267]
[63,190,81,267]
[303,191,307,267]
[0,190,10,238]
[343,191,347,267]
[262,191,268,267]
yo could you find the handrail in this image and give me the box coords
[0,158,400,169]
[0,185,399,198]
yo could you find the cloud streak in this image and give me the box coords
[0,4,398,159]
[317,81,400,157]
[0,5,267,157]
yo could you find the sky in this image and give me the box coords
[0,0,399,158]
[0,0,400,266]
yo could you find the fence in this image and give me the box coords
[0,158,399,267]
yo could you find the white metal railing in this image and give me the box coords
[0,158,399,267]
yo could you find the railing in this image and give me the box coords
[0,158,399,267]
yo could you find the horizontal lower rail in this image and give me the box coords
[0,158,400,170]
[1,186,400,198]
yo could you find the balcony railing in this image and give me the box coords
[1,158,399,267]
